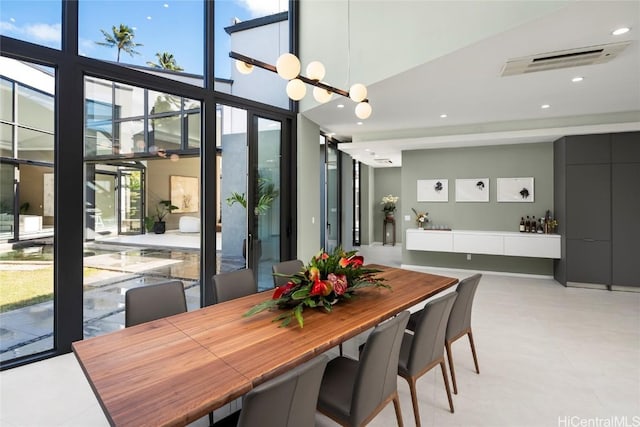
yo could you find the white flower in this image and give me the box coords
[381,194,399,204]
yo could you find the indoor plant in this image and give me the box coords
[381,194,399,218]
[145,200,178,234]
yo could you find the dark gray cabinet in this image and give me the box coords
[555,131,639,288]
[612,162,640,287]
[566,164,611,241]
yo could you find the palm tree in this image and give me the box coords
[96,24,143,62]
[146,52,184,71]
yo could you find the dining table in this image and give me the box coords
[72,265,458,427]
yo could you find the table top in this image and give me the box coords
[72,265,458,427]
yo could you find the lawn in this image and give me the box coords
[0,266,103,312]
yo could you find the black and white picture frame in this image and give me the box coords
[455,178,489,202]
[417,179,448,202]
[497,177,534,202]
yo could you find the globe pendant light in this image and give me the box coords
[313,85,333,103]
[235,60,254,75]
[276,53,301,80]
[355,101,372,119]
[306,61,326,81]
[286,78,306,100]
[349,83,367,102]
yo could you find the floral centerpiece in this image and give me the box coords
[412,208,429,229]
[244,247,390,328]
[381,194,399,217]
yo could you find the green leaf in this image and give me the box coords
[294,305,304,328]
[291,288,310,300]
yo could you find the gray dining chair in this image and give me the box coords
[234,354,329,427]
[444,273,482,394]
[125,280,187,327]
[272,259,304,287]
[398,292,458,427]
[212,268,257,304]
[317,311,410,427]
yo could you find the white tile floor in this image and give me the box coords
[1,245,639,427]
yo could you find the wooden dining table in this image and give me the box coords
[72,265,458,427]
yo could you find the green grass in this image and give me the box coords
[0,267,104,312]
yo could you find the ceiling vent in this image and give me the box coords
[374,158,393,164]
[501,41,631,76]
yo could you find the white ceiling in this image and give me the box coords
[301,1,640,167]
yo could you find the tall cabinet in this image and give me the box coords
[554,131,639,289]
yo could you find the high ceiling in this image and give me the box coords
[301,1,640,167]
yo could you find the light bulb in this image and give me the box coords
[355,101,372,119]
[306,61,326,80]
[286,79,306,100]
[349,83,367,102]
[235,60,254,75]
[313,85,333,103]
[276,53,301,80]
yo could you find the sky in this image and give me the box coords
[0,0,288,78]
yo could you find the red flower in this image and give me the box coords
[273,282,295,299]
[328,273,348,295]
[310,278,333,296]
[320,252,329,260]
[348,255,364,267]
[338,257,350,268]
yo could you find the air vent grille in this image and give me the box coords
[501,41,630,76]
[374,158,392,164]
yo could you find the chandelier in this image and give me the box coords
[230,51,372,120]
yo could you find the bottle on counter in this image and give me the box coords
[519,217,525,232]
[537,218,544,233]
[525,216,530,232]
[531,216,536,232]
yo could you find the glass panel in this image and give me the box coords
[255,117,281,291]
[149,91,181,115]
[115,83,144,119]
[0,60,55,363]
[17,84,54,132]
[0,0,61,49]
[93,172,117,234]
[1,78,12,122]
[326,144,339,252]
[0,162,15,242]
[115,120,145,155]
[17,127,54,162]
[0,123,12,157]
[215,2,289,108]
[78,0,203,84]
[119,169,142,233]
[220,105,248,275]
[150,116,181,152]
[187,112,201,149]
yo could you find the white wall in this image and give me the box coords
[296,115,321,260]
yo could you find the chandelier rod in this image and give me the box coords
[229,51,364,101]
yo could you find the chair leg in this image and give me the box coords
[445,340,458,394]
[406,376,421,427]
[392,392,404,427]
[467,330,480,374]
[208,411,214,427]
[440,361,455,413]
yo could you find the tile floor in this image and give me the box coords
[1,244,639,427]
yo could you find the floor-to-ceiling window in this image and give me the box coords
[0,59,55,363]
[0,0,297,369]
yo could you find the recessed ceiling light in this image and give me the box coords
[337,104,344,109]
[541,104,551,109]
[612,27,630,36]
[571,76,584,83]
[364,148,371,152]
[357,122,363,125]
[439,114,448,118]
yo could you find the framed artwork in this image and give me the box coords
[417,179,448,202]
[170,176,199,213]
[497,177,534,202]
[455,178,489,202]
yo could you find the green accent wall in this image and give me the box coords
[401,142,554,275]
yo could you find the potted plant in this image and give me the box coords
[226,177,279,258]
[145,200,178,234]
[381,194,399,219]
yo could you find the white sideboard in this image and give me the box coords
[406,229,561,259]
